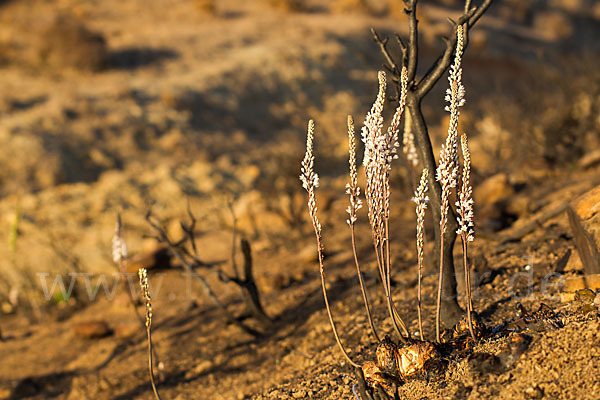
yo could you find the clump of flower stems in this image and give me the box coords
[435,26,470,342]
[300,25,478,374]
[138,268,162,400]
[301,66,410,368]
[301,119,360,368]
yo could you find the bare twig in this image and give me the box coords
[415,2,489,98]
[370,28,400,75]
[146,211,262,337]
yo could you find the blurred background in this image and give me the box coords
[0,0,598,335]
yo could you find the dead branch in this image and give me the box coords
[145,210,265,337]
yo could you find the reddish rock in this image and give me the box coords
[474,173,515,207]
[567,185,600,275]
[74,320,112,339]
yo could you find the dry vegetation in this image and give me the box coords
[0,0,600,399]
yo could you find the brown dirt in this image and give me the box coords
[0,0,599,399]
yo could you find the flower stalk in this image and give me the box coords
[412,169,429,341]
[435,25,465,342]
[301,119,360,368]
[138,268,162,400]
[457,132,475,339]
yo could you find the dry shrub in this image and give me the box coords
[264,0,306,12]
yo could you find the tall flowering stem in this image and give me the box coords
[412,169,429,341]
[361,68,410,342]
[112,215,146,328]
[435,25,465,343]
[112,214,128,269]
[138,268,162,400]
[457,132,475,339]
[346,115,379,343]
[301,120,360,368]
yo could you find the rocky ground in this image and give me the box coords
[0,0,599,399]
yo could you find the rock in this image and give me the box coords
[298,245,319,264]
[567,185,600,275]
[563,276,586,292]
[560,275,600,302]
[474,173,515,207]
[292,390,306,398]
[585,274,600,290]
[571,185,600,220]
[475,173,516,230]
[524,386,544,399]
[564,250,583,272]
[506,195,530,219]
[578,149,600,169]
[193,359,213,374]
[114,322,139,339]
[74,320,112,339]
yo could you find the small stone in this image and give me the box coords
[298,245,319,264]
[563,276,586,293]
[525,385,544,399]
[292,390,306,398]
[73,320,112,339]
[474,173,514,207]
[193,359,213,374]
[585,274,600,291]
